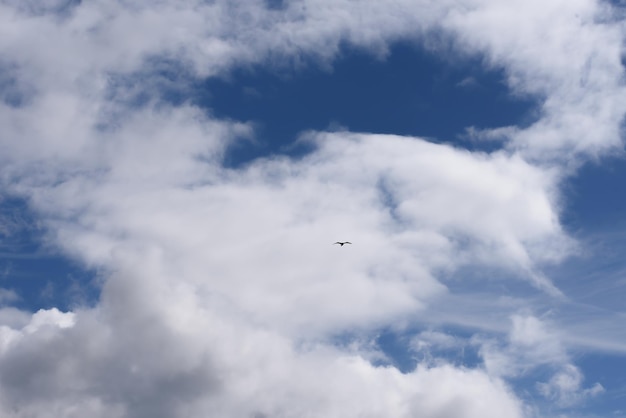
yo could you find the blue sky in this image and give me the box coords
[200,42,536,160]
[1,1,626,417]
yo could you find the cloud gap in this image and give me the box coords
[199,42,539,167]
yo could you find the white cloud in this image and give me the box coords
[441,0,626,161]
[21,130,569,337]
[477,314,568,378]
[0,297,526,418]
[537,364,605,407]
[23,308,75,333]
[474,313,605,409]
[0,0,624,416]
[0,122,573,415]
[410,330,467,366]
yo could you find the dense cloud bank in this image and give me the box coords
[0,0,624,416]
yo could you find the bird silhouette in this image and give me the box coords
[333,242,352,246]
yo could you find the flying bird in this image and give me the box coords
[334,242,352,246]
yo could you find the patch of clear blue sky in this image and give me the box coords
[562,154,626,232]
[576,353,626,416]
[549,154,626,315]
[0,197,98,311]
[198,42,538,166]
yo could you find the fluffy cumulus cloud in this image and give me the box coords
[442,0,626,162]
[0,0,624,417]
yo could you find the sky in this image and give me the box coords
[0,0,626,417]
